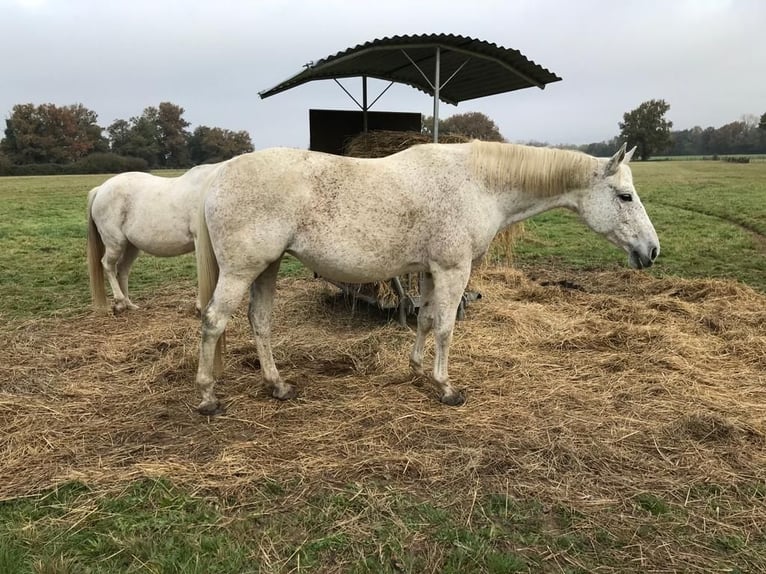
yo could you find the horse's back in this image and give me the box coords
[205,145,499,283]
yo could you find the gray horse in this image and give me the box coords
[194,142,659,414]
[87,163,221,313]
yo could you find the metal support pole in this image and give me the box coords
[433,46,440,142]
[362,75,368,133]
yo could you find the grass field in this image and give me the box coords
[513,160,766,291]
[0,161,764,321]
[0,160,765,572]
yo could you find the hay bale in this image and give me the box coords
[344,129,469,158]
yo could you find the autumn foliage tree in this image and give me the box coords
[1,100,255,173]
[107,116,161,166]
[156,102,191,167]
[1,103,107,164]
[108,102,191,168]
[618,99,673,160]
[187,126,254,164]
[422,111,504,141]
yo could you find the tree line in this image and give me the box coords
[427,102,766,161]
[578,101,766,160]
[0,101,254,175]
[3,99,764,175]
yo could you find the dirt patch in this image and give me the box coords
[1,267,765,508]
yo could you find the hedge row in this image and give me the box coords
[0,153,149,176]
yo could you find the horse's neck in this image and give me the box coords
[495,189,576,230]
[467,142,591,230]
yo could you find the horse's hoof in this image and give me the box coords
[440,390,466,406]
[271,384,297,401]
[197,400,224,416]
[113,301,137,314]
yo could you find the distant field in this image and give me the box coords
[514,159,766,291]
[651,155,766,161]
[0,160,764,320]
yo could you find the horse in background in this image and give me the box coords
[193,142,659,414]
[87,163,222,313]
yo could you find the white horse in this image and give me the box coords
[193,142,659,415]
[87,163,221,313]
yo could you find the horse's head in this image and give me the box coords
[576,144,660,269]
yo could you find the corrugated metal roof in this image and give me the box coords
[258,33,561,105]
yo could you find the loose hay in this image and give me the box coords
[2,267,764,501]
[1,267,765,569]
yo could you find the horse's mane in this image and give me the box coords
[470,141,598,197]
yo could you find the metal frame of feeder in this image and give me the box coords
[259,34,561,324]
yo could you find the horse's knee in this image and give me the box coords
[201,307,227,339]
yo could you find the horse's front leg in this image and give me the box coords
[430,263,472,406]
[248,259,295,400]
[410,272,434,375]
[193,238,203,316]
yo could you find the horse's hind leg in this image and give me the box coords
[116,243,140,310]
[196,271,254,415]
[410,272,434,376]
[429,263,472,406]
[247,259,295,400]
[101,244,131,314]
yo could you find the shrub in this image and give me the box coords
[69,153,149,174]
[4,163,67,176]
[0,153,12,176]
[0,153,150,176]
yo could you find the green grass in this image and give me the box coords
[0,161,763,320]
[2,479,763,573]
[1,161,765,571]
[514,160,766,291]
[0,172,307,320]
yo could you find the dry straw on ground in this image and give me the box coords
[2,267,764,507]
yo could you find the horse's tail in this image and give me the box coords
[86,186,109,311]
[196,195,225,375]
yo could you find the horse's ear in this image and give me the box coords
[624,146,637,164]
[604,143,628,176]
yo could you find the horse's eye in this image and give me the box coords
[618,193,633,202]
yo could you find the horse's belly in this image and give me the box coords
[129,230,194,257]
[289,248,424,284]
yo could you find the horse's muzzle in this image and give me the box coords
[629,245,659,269]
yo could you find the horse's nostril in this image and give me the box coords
[650,247,658,261]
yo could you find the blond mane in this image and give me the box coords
[470,141,598,197]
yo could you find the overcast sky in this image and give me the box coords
[2,0,764,149]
